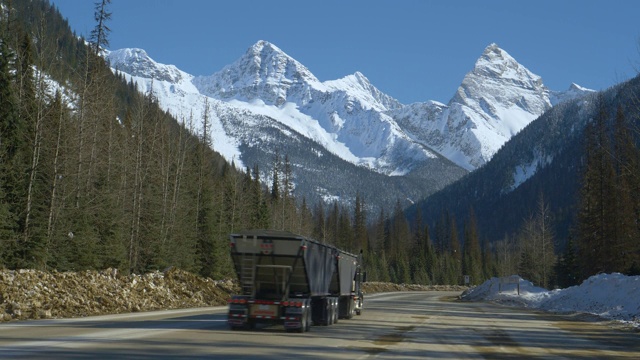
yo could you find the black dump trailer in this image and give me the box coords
[227,230,364,332]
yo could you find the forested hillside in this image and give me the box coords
[407,75,640,286]
[0,0,287,278]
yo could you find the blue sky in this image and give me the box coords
[51,0,639,104]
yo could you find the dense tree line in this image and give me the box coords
[569,97,640,281]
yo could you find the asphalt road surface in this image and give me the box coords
[1,291,638,359]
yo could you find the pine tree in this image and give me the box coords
[556,237,579,288]
[0,34,21,266]
[481,238,496,280]
[462,207,482,285]
[449,216,462,284]
[312,201,325,243]
[90,0,111,55]
[575,98,618,278]
[353,193,368,252]
[612,106,640,273]
[271,150,280,201]
[390,200,410,261]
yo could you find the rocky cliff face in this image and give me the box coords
[443,44,552,169]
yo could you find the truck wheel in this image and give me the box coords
[297,310,307,333]
[305,310,312,332]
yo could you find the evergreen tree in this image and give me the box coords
[90,0,111,55]
[575,98,618,278]
[390,200,410,260]
[312,201,325,242]
[271,150,280,201]
[0,34,21,266]
[556,237,580,288]
[462,207,482,285]
[449,215,461,282]
[353,192,367,252]
[481,238,496,280]
[612,106,640,273]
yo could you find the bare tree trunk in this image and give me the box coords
[22,66,46,250]
[45,95,64,268]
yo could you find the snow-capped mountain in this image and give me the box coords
[191,40,433,175]
[105,40,593,209]
[394,43,593,170]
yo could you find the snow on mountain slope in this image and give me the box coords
[106,41,594,185]
[324,71,402,112]
[192,40,325,106]
[192,41,438,175]
[421,44,550,170]
[551,83,595,105]
[106,48,244,167]
[392,43,594,171]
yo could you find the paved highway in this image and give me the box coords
[1,291,638,359]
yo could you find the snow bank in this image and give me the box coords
[461,273,640,328]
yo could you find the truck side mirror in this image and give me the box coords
[362,271,367,283]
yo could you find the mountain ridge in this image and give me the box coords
[105,40,594,210]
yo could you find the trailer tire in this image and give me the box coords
[297,309,307,333]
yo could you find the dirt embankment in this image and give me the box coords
[0,268,237,322]
[0,269,466,322]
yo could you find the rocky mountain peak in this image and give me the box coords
[451,43,550,111]
[324,71,402,111]
[107,48,184,83]
[442,44,555,169]
[193,40,321,104]
[471,43,544,90]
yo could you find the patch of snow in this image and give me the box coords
[461,273,640,328]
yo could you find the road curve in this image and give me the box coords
[0,291,638,359]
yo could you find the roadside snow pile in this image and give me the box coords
[460,273,640,328]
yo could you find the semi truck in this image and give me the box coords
[227,230,364,332]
